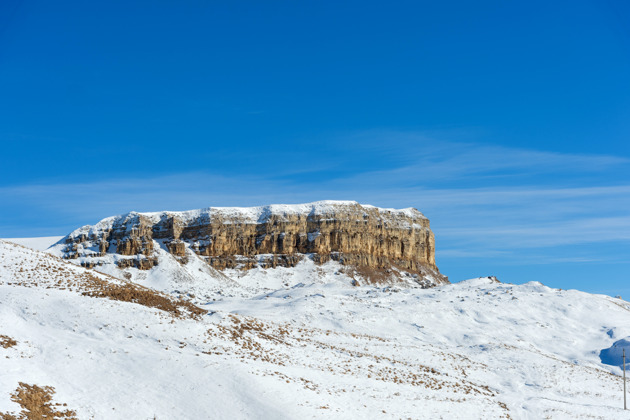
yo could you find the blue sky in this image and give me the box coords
[1,0,629,295]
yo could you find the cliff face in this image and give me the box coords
[58,201,447,285]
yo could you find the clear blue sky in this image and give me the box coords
[1,0,629,295]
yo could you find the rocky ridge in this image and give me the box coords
[54,201,447,286]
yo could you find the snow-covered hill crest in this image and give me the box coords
[2,239,630,418]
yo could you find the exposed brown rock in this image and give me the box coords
[61,201,447,284]
[115,257,157,270]
[166,240,186,257]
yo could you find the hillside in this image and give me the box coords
[2,239,630,419]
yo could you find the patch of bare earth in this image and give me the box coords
[79,274,206,319]
[343,260,442,287]
[0,335,17,349]
[0,382,77,420]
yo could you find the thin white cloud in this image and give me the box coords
[317,137,628,187]
[438,216,630,247]
[1,133,628,267]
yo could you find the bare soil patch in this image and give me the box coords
[0,335,17,349]
[80,275,206,319]
[0,382,77,420]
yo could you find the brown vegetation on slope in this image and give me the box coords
[0,335,17,349]
[80,276,206,319]
[0,382,77,420]
[1,241,205,319]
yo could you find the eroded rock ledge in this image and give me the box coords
[58,201,447,285]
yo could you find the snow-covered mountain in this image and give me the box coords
[2,238,630,419]
[47,201,448,300]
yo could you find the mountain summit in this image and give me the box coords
[50,201,448,294]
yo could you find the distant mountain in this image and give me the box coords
[2,236,63,251]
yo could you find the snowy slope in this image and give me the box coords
[2,239,630,419]
[48,238,439,302]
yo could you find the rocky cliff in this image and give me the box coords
[55,201,447,286]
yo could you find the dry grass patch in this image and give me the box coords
[346,264,394,284]
[81,277,206,319]
[0,335,17,349]
[0,382,77,420]
[343,262,422,285]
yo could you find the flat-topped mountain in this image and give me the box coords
[51,201,447,289]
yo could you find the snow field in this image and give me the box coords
[2,240,630,418]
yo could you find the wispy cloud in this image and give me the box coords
[305,130,629,187]
[1,131,628,268]
[438,216,630,247]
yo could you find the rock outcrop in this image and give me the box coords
[56,201,447,286]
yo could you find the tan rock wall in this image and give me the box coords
[62,203,443,279]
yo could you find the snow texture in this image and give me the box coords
[2,239,630,419]
[1,236,64,251]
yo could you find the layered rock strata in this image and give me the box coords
[58,201,447,284]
